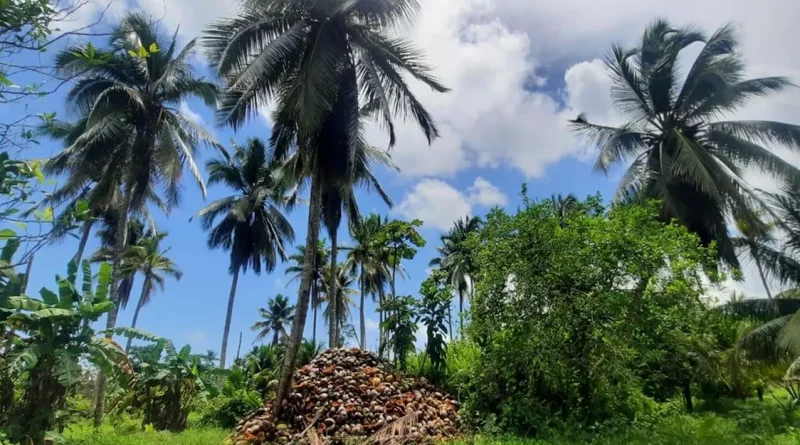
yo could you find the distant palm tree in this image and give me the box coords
[57,12,219,424]
[92,218,146,312]
[321,268,357,345]
[252,294,295,347]
[202,350,219,367]
[195,139,295,368]
[345,214,390,349]
[120,231,183,352]
[430,216,482,334]
[733,215,776,299]
[285,241,328,344]
[549,193,579,227]
[570,20,800,267]
[204,0,447,412]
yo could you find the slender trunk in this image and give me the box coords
[458,288,464,336]
[448,300,453,341]
[272,328,280,347]
[125,275,150,353]
[219,266,240,369]
[753,249,773,299]
[329,231,338,349]
[311,279,317,344]
[73,219,94,264]
[93,185,133,427]
[683,380,693,412]
[378,286,385,358]
[359,264,366,350]
[21,253,34,294]
[235,332,243,365]
[275,164,323,418]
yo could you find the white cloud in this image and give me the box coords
[365,319,379,332]
[395,177,507,230]
[395,179,472,230]
[467,177,509,207]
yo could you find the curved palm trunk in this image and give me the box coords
[125,275,151,353]
[378,285,386,358]
[275,166,323,418]
[73,219,94,264]
[328,231,338,349]
[751,245,773,299]
[219,266,240,369]
[93,185,133,427]
[359,264,366,350]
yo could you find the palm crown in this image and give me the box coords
[570,20,800,266]
[252,294,296,346]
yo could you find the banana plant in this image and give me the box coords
[0,260,132,444]
[120,336,222,432]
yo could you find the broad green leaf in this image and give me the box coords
[0,229,16,240]
[32,308,75,318]
[67,260,78,282]
[39,287,58,305]
[4,296,47,311]
[12,344,40,372]
[1,238,19,262]
[56,349,80,387]
[81,260,92,296]
[57,277,77,306]
[95,263,112,301]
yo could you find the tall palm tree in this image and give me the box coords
[120,231,183,352]
[429,216,482,335]
[321,267,357,345]
[56,13,219,424]
[570,20,800,267]
[285,241,328,344]
[252,294,295,346]
[204,0,446,414]
[548,193,579,227]
[195,139,295,368]
[345,213,390,349]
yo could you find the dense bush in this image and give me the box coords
[464,197,724,434]
[198,390,261,428]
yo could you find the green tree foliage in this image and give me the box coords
[417,271,451,379]
[0,260,132,443]
[195,138,295,368]
[251,295,295,347]
[379,295,417,371]
[285,241,328,344]
[321,268,356,343]
[466,197,720,433]
[570,20,800,267]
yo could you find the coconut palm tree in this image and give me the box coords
[345,213,390,349]
[204,0,447,413]
[285,241,328,344]
[120,231,183,352]
[321,267,357,344]
[548,193,579,227]
[195,139,295,368]
[92,217,146,312]
[429,216,482,335]
[252,294,295,346]
[570,20,800,267]
[56,13,219,423]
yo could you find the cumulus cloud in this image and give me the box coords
[395,177,507,230]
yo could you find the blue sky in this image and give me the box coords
[5,0,800,363]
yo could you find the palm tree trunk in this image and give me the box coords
[21,253,34,294]
[93,185,133,427]
[359,264,366,350]
[272,328,280,347]
[73,219,94,264]
[448,300,453,341]
[378,285,385,357]
[753,250,773,299]
[311,279,317,344]
[458,288,464,336]
[275,165,323,418]
[219,266,240,369]
[125,276,150,353]
[329,230,338,349]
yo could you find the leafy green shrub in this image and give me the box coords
[465,197,722,434]
[198,390,261,428]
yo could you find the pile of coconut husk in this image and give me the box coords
[229,348,460,444]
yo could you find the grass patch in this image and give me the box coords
[63,419,229,445]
